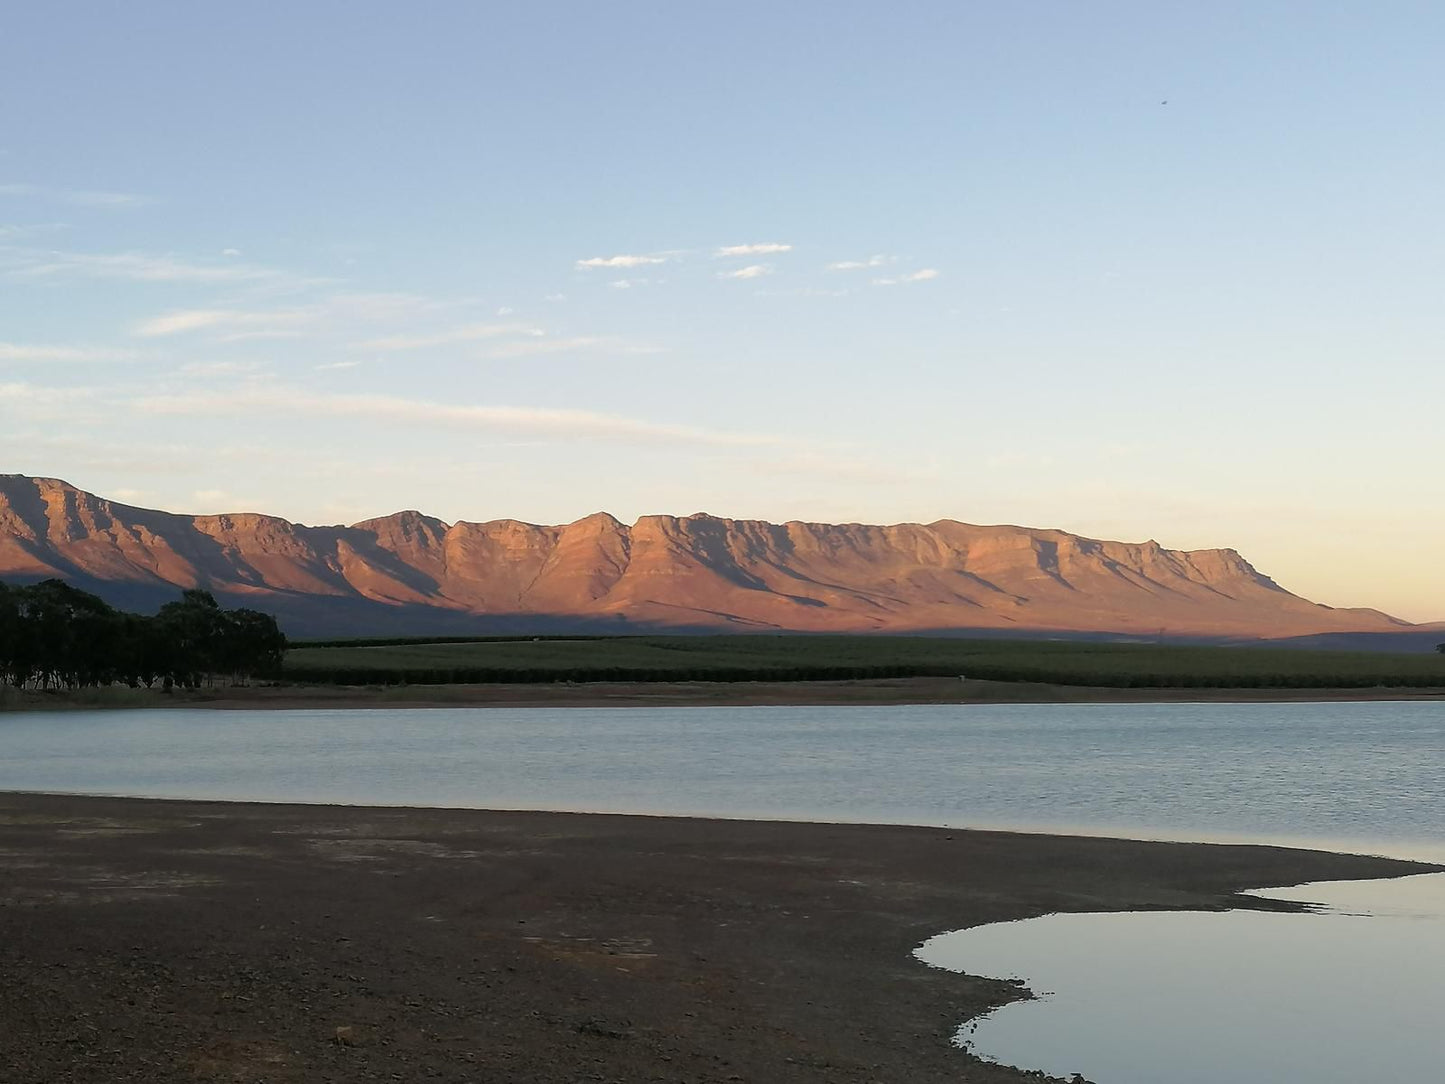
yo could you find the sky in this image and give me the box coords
[2,2,1442,621]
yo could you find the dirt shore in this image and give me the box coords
[0,792,1434,1084]
[6,675,1445,713]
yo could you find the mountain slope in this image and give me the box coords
[0,474,1414,639]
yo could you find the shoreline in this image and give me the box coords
[6,674,1445,712]
[4,787,1433,864]
[1,792,1437,1083]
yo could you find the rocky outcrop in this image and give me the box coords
[0,474,1413,639]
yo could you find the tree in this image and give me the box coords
[10,580,123,689]
[215,607,288,685]
[0,580,286,691]
[0,582,19,687]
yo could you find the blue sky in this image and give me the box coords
[2,2,1442,620]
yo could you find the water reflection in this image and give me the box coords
[916,873,1445,1084]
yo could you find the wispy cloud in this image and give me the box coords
[315,360,362,371]
[575,253,672,269]
[133,292,466,343]
[747,452,936,487]
[0,381,97,407]
[177,360,272,376]
[826,254,891,271]
[0,182,150,207]
[0,341,139,362]
[0,222,69,240]
[135,310,237,337]
[484,335,662,359]
[716,242,792,257]
[189,488,265,513]
[7,247,321,288]
[65,190,149,208]
[718,264,773,280]
[132,308,313,339]
[755,287,850,298]
[136,386,787,448]
[872,268,940,286]
[356,322,543,352]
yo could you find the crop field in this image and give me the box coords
[282,635,1445,689]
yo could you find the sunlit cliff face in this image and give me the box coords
[0,475,1415,639]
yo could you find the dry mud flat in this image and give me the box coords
[0,792,1433,1084]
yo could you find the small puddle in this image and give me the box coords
[915,872,1445,1084]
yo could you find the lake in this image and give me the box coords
[2,699,1442,1082]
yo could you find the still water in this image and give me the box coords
[0,701,1441,856]
[917,873,1445,1083]
[2,700,1442,1082]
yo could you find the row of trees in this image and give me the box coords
[0,580,286,691]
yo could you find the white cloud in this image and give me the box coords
[0,341,138,362]
[496,306,513,315]
[610,279,634,289]
[872,268,940,286]
[575,253,671,269]
[716,242,792,257]
[544,293,567,302]
[221,248,242,257]
[827,254,891,271]
[136,386,788,448]
[315,360,362,371]
[718,264,773,280]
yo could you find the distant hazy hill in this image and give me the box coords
[0,474,1422,641]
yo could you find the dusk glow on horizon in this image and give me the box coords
[2,3,1442,621]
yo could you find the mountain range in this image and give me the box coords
[0,474,1430,643]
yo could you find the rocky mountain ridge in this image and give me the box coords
[0,474,1415,639]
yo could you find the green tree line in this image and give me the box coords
[0,580,286,691]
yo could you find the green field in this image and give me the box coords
[282,635,1445,689]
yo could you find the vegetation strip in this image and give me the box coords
[4,577,1442,694]
[284,633,1445,690]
